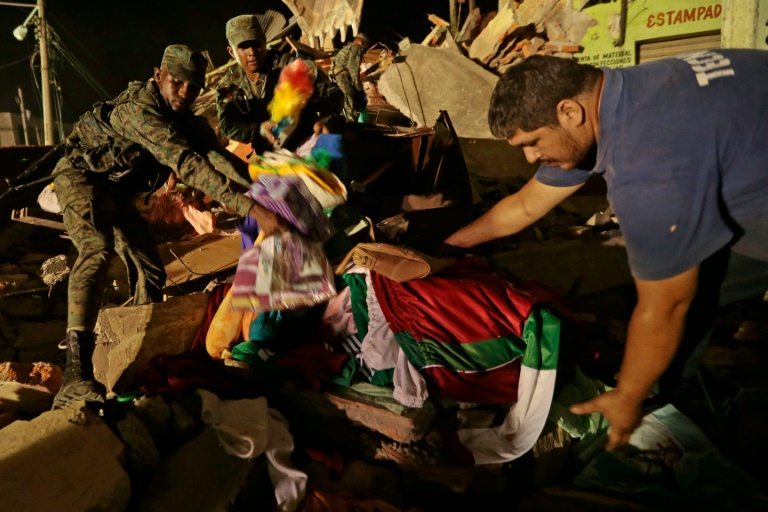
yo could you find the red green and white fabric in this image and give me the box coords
[370,258,563,464]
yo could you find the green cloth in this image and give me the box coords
[548,366,612,457]
[340,273,369,340]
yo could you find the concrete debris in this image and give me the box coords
[93,292,210,395]
[378,45,498,139]
[117,410,161,470]
[137,426,269,512]
[0,404,130,512]
[0,361,62,414]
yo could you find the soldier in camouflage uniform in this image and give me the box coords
[330,34,370,121]
[51,44,283,409]
[216,14,343,155]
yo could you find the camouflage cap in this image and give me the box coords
[161,44,208,88]
[226,14,265,47]
[355,33,370,46]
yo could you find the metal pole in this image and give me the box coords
[37,0,54,145]
[17,86,30,145]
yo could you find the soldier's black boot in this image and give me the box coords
[52,330,106,410]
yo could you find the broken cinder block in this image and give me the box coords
[93,292,210,395]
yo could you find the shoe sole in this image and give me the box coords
[52,381,106,410]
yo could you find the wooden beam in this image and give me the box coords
[11,207,65,231]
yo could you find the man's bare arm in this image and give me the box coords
[571,265,699,449]
[444,178,584,248]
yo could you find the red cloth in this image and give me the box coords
[274,343,349,391]
[370,258,567,404]
[140,283,240,398]
[372,258,560,343]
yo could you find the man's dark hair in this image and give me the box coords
[488,56,602,139]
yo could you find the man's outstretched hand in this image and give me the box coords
[570,389,643,451]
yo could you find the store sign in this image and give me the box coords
[576,0,722,68]
[760,0,768,49]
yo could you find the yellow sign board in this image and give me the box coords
[576,0,722,68]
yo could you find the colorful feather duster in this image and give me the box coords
[268,58,314,144]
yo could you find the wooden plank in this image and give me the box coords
[160,231,242,287]
[286,36,332,59]
[10,207,66,231]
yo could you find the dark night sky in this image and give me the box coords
[0,0,451,130]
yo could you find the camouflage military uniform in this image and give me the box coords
[54,76,255,332]
[330,41,366,119]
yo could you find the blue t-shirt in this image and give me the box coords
[535,49,768,280]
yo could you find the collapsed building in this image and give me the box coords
[0,1,767,511]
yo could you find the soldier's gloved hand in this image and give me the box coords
[248,203,287,237]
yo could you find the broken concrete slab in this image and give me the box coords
[93,292,210,395]
[137,426,270,511]
[282,385,435,445]
[0,404,130,512]
[117,410,160,471]
[543,0,598,49]
[0,361,62,414]
[376,439,507,495]
[468,5,516,62]
[324,386,435,444]
[378,45,498,139]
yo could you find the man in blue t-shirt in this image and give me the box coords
[444,50,768,450]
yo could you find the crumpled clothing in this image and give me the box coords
[37,183,61,213]
[246,173,333,242]
[181,203,217,234]
[323,287,357,338]
[230,231,336,312]
[392,348,428,409]
[360,269,399,371]
[341,265,427,407]
[198,389,308,512]
[249,151,347,213]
